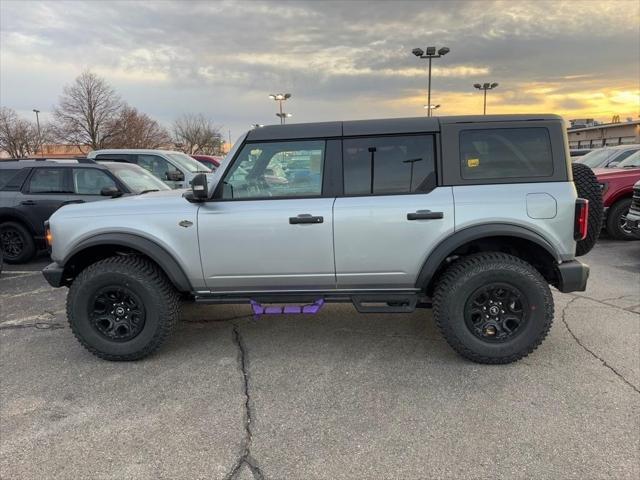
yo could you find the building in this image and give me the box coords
[567,119,640,149]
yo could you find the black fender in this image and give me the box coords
[63,233,193,292]
[415,223,561,289]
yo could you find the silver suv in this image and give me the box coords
[43,115,593,364]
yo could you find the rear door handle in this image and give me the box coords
[20,200,36,206]
[289,214,324,224]
[407,210,444,220]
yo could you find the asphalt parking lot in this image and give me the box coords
[1,239,638,480]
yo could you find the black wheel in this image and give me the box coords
[606,198,638,241]
[433,252,554,364]
[571,163,603,256]
[0,221,36,264]
[66,255,180,361]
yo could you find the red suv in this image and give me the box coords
[594,150,640,240]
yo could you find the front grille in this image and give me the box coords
[631,187,640,213]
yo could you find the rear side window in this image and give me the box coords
[0,168,29,191]
[0,169,20,188]
[28,168,70,193]
[343,135,436,195]
[460,128,553,180]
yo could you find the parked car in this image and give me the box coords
[0,159,169,263]
[575,144,640,169]
[44,114,596,364]
[88,149,211,189]
[624,180,640,236]
[594,150,640,240]
[569,148,592,158]
[190,155,223,172]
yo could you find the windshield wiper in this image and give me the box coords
[138,189,159,195]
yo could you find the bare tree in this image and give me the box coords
[53,71,122,149]
[106,106,171,149]
[172,114,223,155]
[0,107,42,158]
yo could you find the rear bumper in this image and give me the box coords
[42,262,65,288]
[555,260,589,293]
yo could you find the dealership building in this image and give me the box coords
[567,119,640,149]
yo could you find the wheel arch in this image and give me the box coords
[61,233,193,292]
[417,224,561,294]
[0,210,37,235]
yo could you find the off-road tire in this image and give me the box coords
[433,252,554,364]
[571,163,603,256]
[67,255,180,361]
[606,198,638,240]
[0,221,36,264]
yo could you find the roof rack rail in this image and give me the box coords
[76,158,96,164]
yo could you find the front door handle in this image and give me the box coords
[407,210,444,220]
[20,200,36,206]
[289,214,324,224]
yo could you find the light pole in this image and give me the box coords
[424,104,441,116]
[269,93,292,125]
[32,109,41,153]
[412,46,450,117]
[473,82,499,115]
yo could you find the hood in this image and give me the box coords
[50,189,192,219]
[594,167,640,181]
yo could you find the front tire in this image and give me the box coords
[67,256,180,361]
[433,252,554,364]
[606,198,638,240]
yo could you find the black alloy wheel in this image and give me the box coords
[89,286,146,341]
[464,283,528,342]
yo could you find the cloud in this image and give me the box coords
[1,0,638,137]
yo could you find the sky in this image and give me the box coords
[1,0,639,142]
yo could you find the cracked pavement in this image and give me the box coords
[1,239,639,479]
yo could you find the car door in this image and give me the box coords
[71,167,123,201]
[333,134,455,289]
[18,167,76,236]
[198,139,336,291]
[136,154,184,189]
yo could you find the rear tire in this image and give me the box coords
[0,221,36,264]
[571,163,603,256]
[433,252,554,364]
[67,255,180,361]
[606,198,638,240]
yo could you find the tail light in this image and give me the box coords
[574,198,589,241]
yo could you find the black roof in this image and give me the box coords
[0,158,102,169]
[246,114,563,141]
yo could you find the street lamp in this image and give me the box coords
[32,109,41,153]
[473,82,499,115]
[424,104,441,115]
[269,93,292,125]
[412,46,450,117]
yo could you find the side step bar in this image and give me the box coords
[352,294,417,313]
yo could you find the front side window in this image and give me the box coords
[221,140,325,199]
[137,154,179,181]
[28,168,70,193]
[72,168,118,194]
[343,135,436,195]
[460,128,553,180]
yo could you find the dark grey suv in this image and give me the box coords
[0,159,169,263]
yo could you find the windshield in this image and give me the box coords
[576,149,615,168]
[105,163,171,194]
[617,151,640,168]
[167,153,211,173]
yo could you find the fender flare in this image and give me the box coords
[415,223,561,289]
[63,233,193,292]
[0,208,37,235]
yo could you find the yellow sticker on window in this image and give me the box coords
[467,158,480,167]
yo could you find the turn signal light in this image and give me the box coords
[45,223,53,247]
[574,198,589,241]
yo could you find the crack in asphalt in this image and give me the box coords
[224,323,265,480]
[0,322,65,331]
[561,297,640,395]
[572,293,640,316]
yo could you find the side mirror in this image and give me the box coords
[166,170,184,182]
[101,186,122,198]
[191,173,208,201]
[608,161,619,168]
